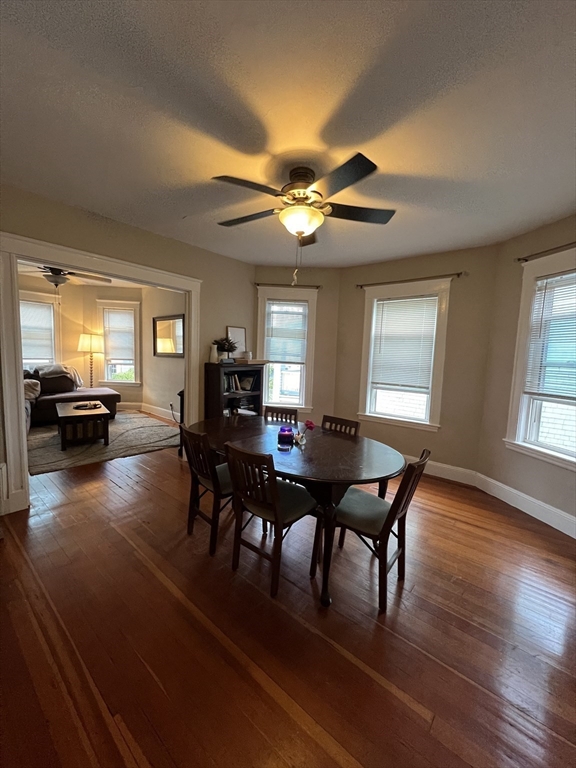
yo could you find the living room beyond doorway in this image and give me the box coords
[18,258,186,474]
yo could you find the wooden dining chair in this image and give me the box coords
[321,414,360,436]
[181,426,233,555]
[315,450,430,612]
[264,406,299,424]
[225,442,318,597]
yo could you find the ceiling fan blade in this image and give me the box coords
[69,272,112,283]
[300,233,317,247]
[328,203,396,225]
[310,153,377,200]
[217,209,277,227]
[213,175,283,198]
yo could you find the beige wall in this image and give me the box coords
[252,266,341,423]
[141,286,186,415]
[478,215,576,514]
[3,184,256,416]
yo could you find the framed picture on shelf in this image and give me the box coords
[239,375,255,391]
[227,326,246,358]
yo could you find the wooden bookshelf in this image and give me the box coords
[204,363,266,419]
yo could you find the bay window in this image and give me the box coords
[359,279,451,429]
[257,286,317,410]
[507,248,576,468]
[97,300,141,384]
[19,291,61,370]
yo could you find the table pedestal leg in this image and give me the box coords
[320,504,336,607]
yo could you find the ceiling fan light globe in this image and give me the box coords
[278,205,324,237]
[44,273,68,286]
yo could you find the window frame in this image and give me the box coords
[19,290,62,369]
[96,299,141,386]
[505,247,576,471]
[358,278,452,431]
[256,286,317,411]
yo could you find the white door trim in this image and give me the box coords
[0,232,202,515]
[0,253,30,513]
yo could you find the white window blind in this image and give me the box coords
[524,272,576,399]
[264,300,308,407]
[103,307,135,381]
[369,295,438,421]
[520,270,576,455]
[20,300,55,367]
[265,301,308,362]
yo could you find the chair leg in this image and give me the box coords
[378,535,389,613]
[208,495,221,556]
[338,526,347,548]
[397,515,406,581]
[310,515,323,578]
[187,476,200,535]
[232,505,242,571]
[270,530,283,598]
[262,519,268,535]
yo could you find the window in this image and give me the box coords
[19,291,61,370]
[97,300,141,384]
[257,286,317,409]
[359,279,451,429]
[507,248,576,469]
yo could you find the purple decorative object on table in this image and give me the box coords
[277,425,294,449]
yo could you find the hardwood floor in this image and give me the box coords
[1,448,574,767]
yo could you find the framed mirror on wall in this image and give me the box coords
[153,314,184,357]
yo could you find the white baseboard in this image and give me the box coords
[141,403,180,423]
[404,454,575,538]
[404,455,477,486]
[475,474,576,539]
[117,401,142,411]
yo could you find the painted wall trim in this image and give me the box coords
[0,253,30,515]
[404,455,575,538]
[0,463,6,515]
[141,403,181,422]
[475,473,575,538]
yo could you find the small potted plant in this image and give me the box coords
[294,419,315,445]
[213,336,238,361]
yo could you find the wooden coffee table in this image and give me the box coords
[55,401,110,451]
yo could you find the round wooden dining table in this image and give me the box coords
[187,415,406,607]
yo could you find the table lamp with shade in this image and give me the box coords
[77,333,104,388]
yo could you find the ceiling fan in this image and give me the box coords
[26,265,112,287]
[213,152,396,245]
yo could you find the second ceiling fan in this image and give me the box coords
[213,152,396,246]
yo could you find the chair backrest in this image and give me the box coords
[264,406,298,424]
[225,442,281,524]
[181,426,221,492]
[381,450,430,536]
[321,414,360,436]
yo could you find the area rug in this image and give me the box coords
[27,410,180,475]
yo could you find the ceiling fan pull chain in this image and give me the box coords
[291,236,303,285]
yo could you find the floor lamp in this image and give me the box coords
[77,333,104,388]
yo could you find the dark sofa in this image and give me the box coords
[27,372,122,426]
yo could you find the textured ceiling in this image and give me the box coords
[1,0,575,267]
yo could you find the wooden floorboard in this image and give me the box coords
[1,447,575,767]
